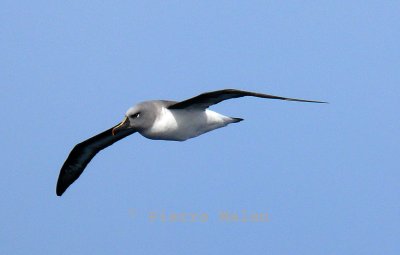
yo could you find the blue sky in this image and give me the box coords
[1,1,399,254]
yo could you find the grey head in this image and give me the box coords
[112,100,174,135]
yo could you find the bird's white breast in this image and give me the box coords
[140,107,233,141]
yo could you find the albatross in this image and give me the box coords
[56,89,326,196]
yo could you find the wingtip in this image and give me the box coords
[56,179,67,196]
[56,186,64,196]
[314,100,329,104]
[288,98,328,104]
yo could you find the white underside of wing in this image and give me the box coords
[140,107,234,141]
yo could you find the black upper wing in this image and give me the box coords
[56,124,136,196]
[168,89,326,110]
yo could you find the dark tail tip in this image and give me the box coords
[231,117,244,123]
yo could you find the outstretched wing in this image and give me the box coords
[168,89,326,110]
[56,124,136,196]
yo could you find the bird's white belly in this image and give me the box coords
[141,108,232,141]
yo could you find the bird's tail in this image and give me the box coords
[231,117,244,123]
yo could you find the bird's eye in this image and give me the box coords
[130,113,140,118]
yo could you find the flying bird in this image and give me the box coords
[56,89,326,196]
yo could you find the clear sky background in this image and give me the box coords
[1,1,399,254]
